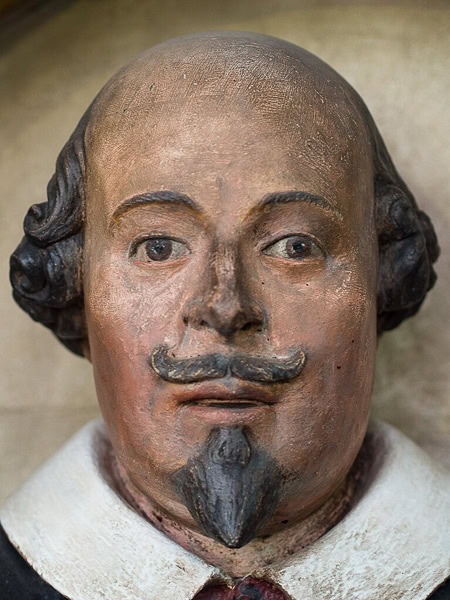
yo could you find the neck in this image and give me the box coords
[109,448,367,578]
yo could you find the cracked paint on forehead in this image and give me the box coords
[84,31,373,218]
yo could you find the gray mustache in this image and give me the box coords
[150,345,306,384]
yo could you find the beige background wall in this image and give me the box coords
[1,0,449,502]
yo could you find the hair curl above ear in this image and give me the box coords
[375,181,439,333]
[360,101,440,334]
[10,109,89,356]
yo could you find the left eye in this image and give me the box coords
[263,235,323,260]
[133,238,190,262]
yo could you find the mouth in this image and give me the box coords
[175,381,278,412]
[187,399,267,409]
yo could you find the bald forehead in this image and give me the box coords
[92,31,341,104]
[86,31,369,151]
[84,32,373,225]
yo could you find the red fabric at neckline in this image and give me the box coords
[193,576,288,599]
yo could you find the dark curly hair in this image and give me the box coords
[9,97,440,357]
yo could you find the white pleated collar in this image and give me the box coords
[1,419,449,600]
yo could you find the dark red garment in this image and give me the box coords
[193,577,288,600]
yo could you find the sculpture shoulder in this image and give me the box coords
[0,520,448,600]
[0,523,65,600]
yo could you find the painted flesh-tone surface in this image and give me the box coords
[1,419,449,600]
[78,32,379,572]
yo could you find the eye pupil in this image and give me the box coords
[287,237,311,258]
[145,239,172,261]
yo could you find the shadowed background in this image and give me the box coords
[0,0,449,502]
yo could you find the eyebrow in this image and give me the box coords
[110,191,201,227]
[254,191,343,221]
[110,189,342,228]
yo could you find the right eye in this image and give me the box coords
[133,238,190,262]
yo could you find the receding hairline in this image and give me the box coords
[85,30,373,149]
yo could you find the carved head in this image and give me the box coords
[10,32,439,548]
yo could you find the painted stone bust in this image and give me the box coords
[1,31,449,600]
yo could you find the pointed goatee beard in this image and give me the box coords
[173,427,281,548]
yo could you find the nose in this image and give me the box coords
[184,244,264,339]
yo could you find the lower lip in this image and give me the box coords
[182,401,270,423]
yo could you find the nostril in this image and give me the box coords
[182,316,188,325]
[200,320,208,328]
[241,322,253,331]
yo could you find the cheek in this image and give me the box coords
[261,264,377,482]
[83,251,205,475]
[83,240,197,356]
